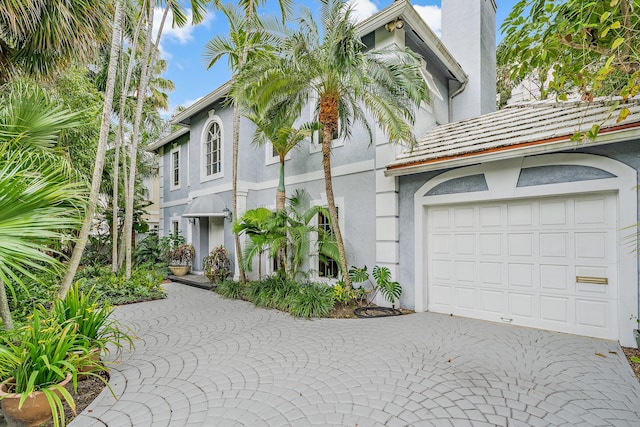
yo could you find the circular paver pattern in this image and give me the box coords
[72,283,640,426]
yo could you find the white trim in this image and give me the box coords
[200,115,224,183]
[169,146,181,191]
[171,81,232,126]
[147,127,189,152]
[413,153,638,346]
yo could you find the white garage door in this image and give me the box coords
[427,193,618,339]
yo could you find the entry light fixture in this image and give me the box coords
[223,206,232,221]
[188,218,196,225]
[385,17,404,32]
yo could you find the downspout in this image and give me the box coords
[448,77,468,122]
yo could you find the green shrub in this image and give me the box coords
[216,280,245,300]
[75,266,165,306]
[288,282,334,318]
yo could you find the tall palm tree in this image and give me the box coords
[59,0,124,298]
[204,2,288,282]
[240,0,428,289]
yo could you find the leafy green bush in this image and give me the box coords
[75,266,165,306]
[134,232,167,266]
[288,282,334,318]
[216,280,245,300]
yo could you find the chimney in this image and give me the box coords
[441,0,497,121]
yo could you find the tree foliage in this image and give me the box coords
[500,0,640,117]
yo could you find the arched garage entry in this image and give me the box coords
[413,154,638,346]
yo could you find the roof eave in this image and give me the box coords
[356,0,466,84]
[146,127,190,152]
[385,125,640,177]
[170,80,232,126]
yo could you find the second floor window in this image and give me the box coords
[170,148,180,189]
[205,122,221,176]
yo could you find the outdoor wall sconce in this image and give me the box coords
[385,17,404,32]
[188,218,196,225]
[223,206,232,221]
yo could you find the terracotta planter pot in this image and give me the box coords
[169,265,190,276]
[0,373,72,427]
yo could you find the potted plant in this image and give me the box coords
[168,243,195,276]
[202,245,232,283]
[0,311,89,427]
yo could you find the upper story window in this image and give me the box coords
[266,142,291,165]
[205,122,221,176]
[170,147,180,190]
[201,117,223,182]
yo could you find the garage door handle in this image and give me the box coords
[576,276,608,285]
[500,317,513,323]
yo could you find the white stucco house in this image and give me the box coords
[149,0,640,347]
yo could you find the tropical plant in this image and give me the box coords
[0,93,88,329]
[234,190,338,280]
[203,246,233,283]
[288,282,335,318]
[0,311,88,427]
[349,265,403,307]
[50,282,133,353]
[0,0,111,81]
[500,0,640,134]
[206,0,294,284]
[238,0,429,289]
[216,280,246,300]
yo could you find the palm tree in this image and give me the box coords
[239,0,428,289]
[59,0,124,298]
[204,3,287,282]
[0,0,111,81]
[0,88,87,329]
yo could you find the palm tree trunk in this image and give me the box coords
[232,105,247,282]
[276,159,286,272]
[113,4,143,272]
[0,278,13,330]
[111,130,121,272]
[58,0,123,298]
[321,126,351,290]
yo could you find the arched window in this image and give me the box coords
[204,121,221,177]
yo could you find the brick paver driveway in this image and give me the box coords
[73,283,640,426]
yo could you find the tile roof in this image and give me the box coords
[387,98,640,175]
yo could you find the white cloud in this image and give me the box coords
[413,4,441,37]
[348,0,379,22]
[152,7,214,59]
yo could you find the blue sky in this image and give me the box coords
[157,0,519,117]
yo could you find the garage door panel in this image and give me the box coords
[454,234,475,255]
[480,262,502,286]
[508,203,534,226]
[479,233,502,256]
[540,201,567,225]
[427,193,618,340]
[480,289,504,313]
[508,263,534,287]
[508,233,534,256]
[540,264,570,291]
[540,233,567,257]
[479,205,502,227]
[509,293,535,318]
[575,299,608,328]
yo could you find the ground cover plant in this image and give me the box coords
[215,277,335,319]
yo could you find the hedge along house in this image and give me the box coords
[148,0,485,282]
[388,99,640,347]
